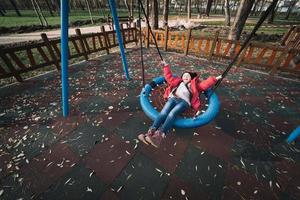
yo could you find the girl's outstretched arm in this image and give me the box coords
[197,76,220,91]
[162,61,179,86]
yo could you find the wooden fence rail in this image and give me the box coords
[0,23,138,82]
[142,27,300,76]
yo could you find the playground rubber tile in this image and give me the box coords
[141,133,190,173]
[231,139,278,183]
[101,89,130,104]
[63,123,109,157]
[0,150,13,179]
[83,134,136,183]
[51,114,86,137]
[11,126,57,162]
[115,112,151,142]
[284,174,300,200]
[97,111,134,131]
[275,159,300,194]
[40,163,106,200]
[192,123,235,162]
[161,175,210,200]
[20,143,80,196]
[0,173,33,200]
[111,152,170,200]
[100,190,120,200]
[222,164,277,199]
[76,96,112,115]
[175,145,227,199]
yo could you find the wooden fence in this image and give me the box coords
[1,23,299,83]
[142,26,300,75]
[0,23,137,82]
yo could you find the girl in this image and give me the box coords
[138,61,222,148]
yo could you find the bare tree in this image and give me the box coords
[45,0,54,16]
[285,0,297,20]
[85,0,94,24]
[228,0,255,40]
[124,0,131,16]
[251,0,260,16]
[163,0,169,26]
[206,0,213,16]
[151,0,159,29]
[224,0,230,26]
[187,0,191,19]
[34,0,49,26]
[267,0,279,24]
[31,0,44,26]
[214,0,219,14]
[9,0,21,16]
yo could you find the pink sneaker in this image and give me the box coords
[145,130,165,148]
[138,128,155,145]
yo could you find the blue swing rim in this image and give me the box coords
[140,76,220,129]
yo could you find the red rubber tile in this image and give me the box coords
[100,190,119,200]
[161,175,210,200]
[83,134,136,183]
[96,111,133,130]
[20,143,80,196]
[192,123,235,162]
[140,133,189,173]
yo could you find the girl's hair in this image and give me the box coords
[181,72,198,80]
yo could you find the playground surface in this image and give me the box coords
[0,47,300,199]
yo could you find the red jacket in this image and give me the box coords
[163,64,217,111]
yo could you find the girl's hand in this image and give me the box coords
[161,60,167,67]
[216,75,222,80]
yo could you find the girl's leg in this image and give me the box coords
[159,99,189,134]
[150,97,176,130]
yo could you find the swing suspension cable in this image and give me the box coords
[137,0,164,61]
[138,0,145,86]
[212,1,278,92]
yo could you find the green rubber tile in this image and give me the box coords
[63,123,109,157]
[231,139,278,183]
[40,163,106,200]
[115,112,151,142]
[175,145,227,199]
[111,152,170,200]
[0,173,32,200]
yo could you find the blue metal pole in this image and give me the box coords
[61,0,69,117]
[287,125,300,143]
[108,0,130,80]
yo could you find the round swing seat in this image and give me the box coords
[140,76,220,129]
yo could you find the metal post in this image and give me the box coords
[61,0,69,117]
[108,0,130,80]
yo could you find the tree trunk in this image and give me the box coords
[285,0,297,20]
[251,0,259,16]
[45,0,54,16]
[224,0,230,26]
[163,0,169,26]
[258,0,266,15]
[214,0,219,14]
[228,0,255,40]
[187,0,191,19]
[267,0,279,24]
[31,0,44,26]
[34,0,49,26]
[221,0,225,14]
[85,0,94,24]
[206,0,213,16]
[124,0,131,16]
[151,0,159,29]
[130,0,133,17]
[9,0,21,16]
